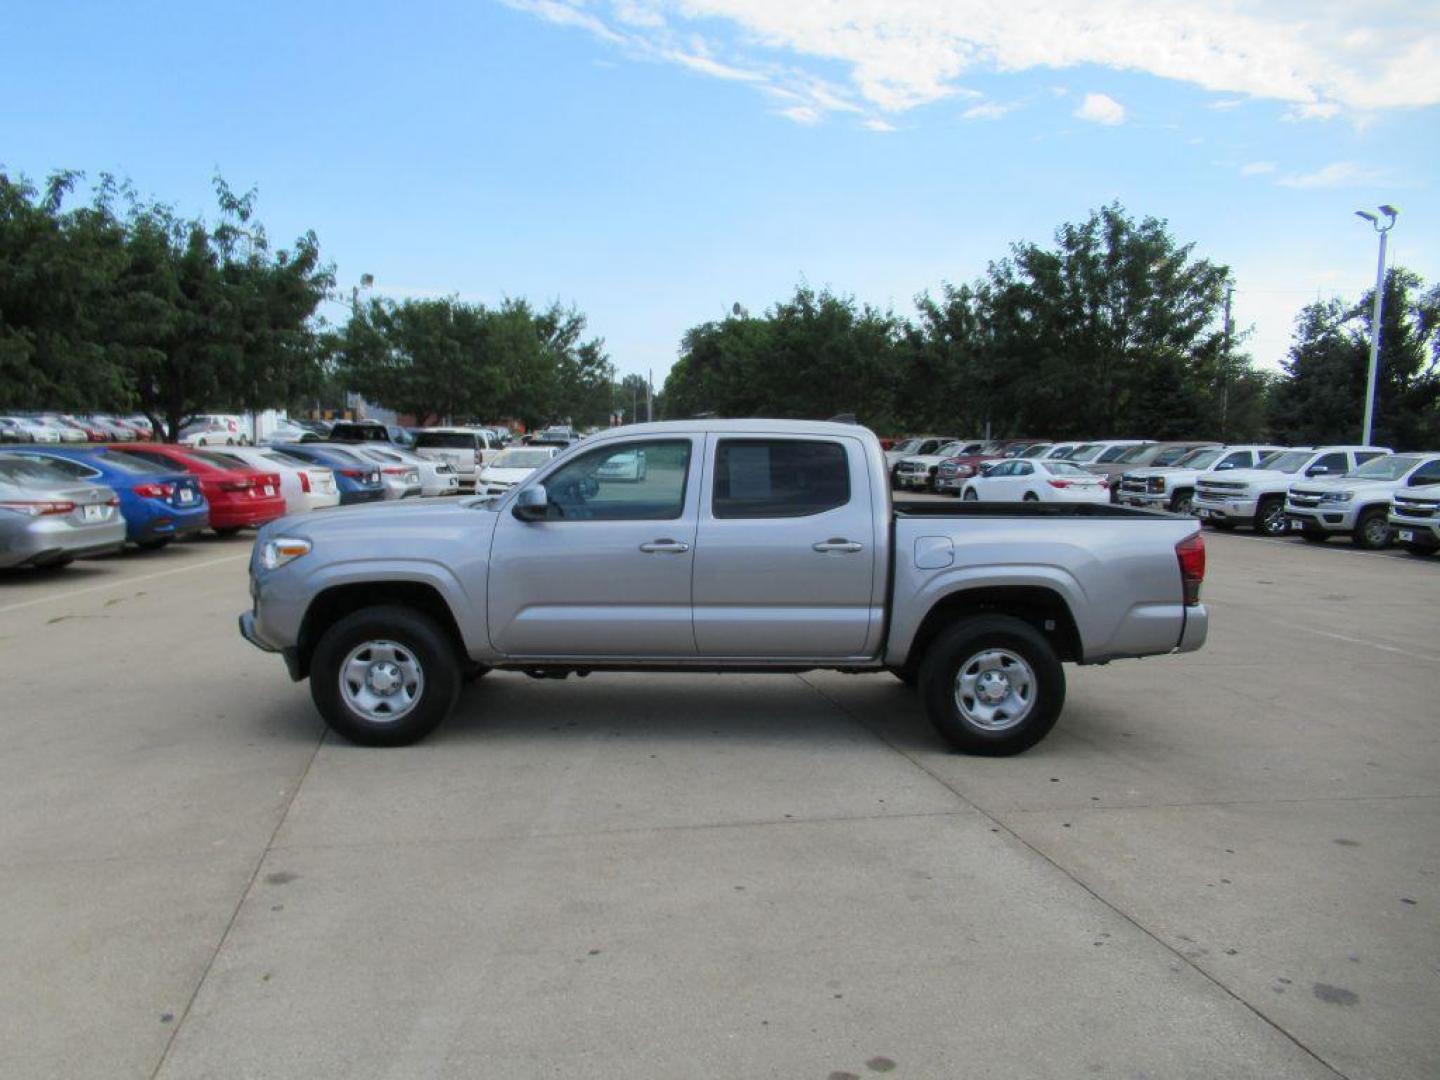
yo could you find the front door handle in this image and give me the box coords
[812,538,864,554]
[639,539,690,554]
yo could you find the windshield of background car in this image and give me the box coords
[1263,451,1313,473]
[1179,448,1224,469]
[1112,444,1152,463]
[1152,445,1201,466]
[98,452,170,475]
[934,442,965,457]
[188,450,252,471]
[1067,444,1102,462]
[1043,461,1093,477]
[0,456,72,483]
[414,432,476,449]
[1021,444,1053,458]
[332,425,387,441]
[263,452,312,470]
[492,450,552,469]
[1348,455,1418,481]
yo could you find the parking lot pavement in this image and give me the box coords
[0,531,1435,1079]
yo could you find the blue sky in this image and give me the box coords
[3,0,1436,384]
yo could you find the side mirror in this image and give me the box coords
[978,462,996,476]
[512,484,548,521]
[1307,466,1329,476]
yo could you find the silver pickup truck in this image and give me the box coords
[240,421,1208,755]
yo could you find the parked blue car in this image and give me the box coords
[4,446,208,548]
[267,443,386,504]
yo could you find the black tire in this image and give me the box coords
[464,662,492,682]
[1300,529,1329,544]
[1353,508,1391,550]
[891,668,917,688]
[962,487,978,501]
[309,605,461,746]
[136,538,171,551]
[214,526,241,538]
[1169,490,1194,516]
[1257,496,1288,537]
[1022,491,1039,502]
[918,615,1065,756]
[1208,518,1235,531]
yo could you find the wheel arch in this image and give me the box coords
[897,584,1084,674]
[295,581,467,680]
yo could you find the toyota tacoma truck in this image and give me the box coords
[240,421,1209,755]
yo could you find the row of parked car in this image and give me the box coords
[0,428,566,570]
[884,435,1440,554]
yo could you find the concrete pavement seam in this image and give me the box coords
[146,728,328,1080]
[794,672,1352,1080]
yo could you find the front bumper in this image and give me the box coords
[1120,492,1169,509]
[895,472,931,490]
[1389,518,1440,548]
[238,611,304,679]
[1193,496,1258,524]
[1284,505,1355,534]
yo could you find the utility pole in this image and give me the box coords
[646,369,653,423]
[1355,206,1398,446]
[1220,283,1233,441]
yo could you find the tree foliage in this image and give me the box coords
[0,169,334,440]
[1268,269,1440,449]
[337,296,614,430]
[663,204,1268,441]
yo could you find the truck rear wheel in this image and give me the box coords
[310,605,461,746]
[918,615,1065,756]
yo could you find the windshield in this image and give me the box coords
[1152,445,1202,466]
[1066,443,1103,463]
[934,441,965,457]
[1261,450,1314,474]
[890,439,919,455]
[1348,455,1416,481]
[0,456,72,483]
[414,432,476,449]
[100,452,170,476]
[491,449,553,469]
[1178,448,1224,469]
[1021,444,1053,458]
[1114,444,1153,463]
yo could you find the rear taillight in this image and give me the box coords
[219,478,254,492]
[1176,532,1206,607]
[132,483,174,499]
[339,468,363,479]
[0,500,76,516]
[299,472,311,493]
[382,467,407,476]
[1047,479,1070,489]
[106,495,120,507]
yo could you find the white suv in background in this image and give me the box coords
[1193,446,1390,537]
[1118,445,1283,515]
[1287,453,1440,549]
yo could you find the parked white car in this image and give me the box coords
[1118,445,1284,515]
[344,445,422,499]
[204,446,341,514]
[895,439,982,491]
[474,446,559,497]
[1389,484,1440,557]
[0,416,62,443]
[961,459,1110,503]
[1286,453,1440,549]
[349,444,455,497]
[1193,445,1390,537]
[412,428,492,490]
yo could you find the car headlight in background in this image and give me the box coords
[260,536,312,570]
[1147,476,1167,493]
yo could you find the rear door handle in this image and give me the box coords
[812,538,864,554]
[639,539,690,554]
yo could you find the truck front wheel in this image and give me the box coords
[918,615,1065,756]
[310,605,462,746]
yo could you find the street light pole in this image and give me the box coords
[1355,206,1397,446]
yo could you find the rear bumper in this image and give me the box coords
[129,504,210,542]
[338,488,386,506]
[2,517,127,565]
[210,500,287,529]
[1177,604,1208,653]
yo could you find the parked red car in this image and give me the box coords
[107,445,286,534]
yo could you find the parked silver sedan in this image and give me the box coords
[0,454,126,568]
[345,445,428,499]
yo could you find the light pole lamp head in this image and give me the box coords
[1355,210,1378,224]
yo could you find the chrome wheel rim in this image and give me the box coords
[954,649,1035,731]
[1261,502,1286,535]
[340,640,424,723]
[1362,516,1389,547]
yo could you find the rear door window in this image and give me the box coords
[712,439,850,519]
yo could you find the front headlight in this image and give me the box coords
[1320,492,1354,504]
[1147,476,1167,493]
[260,536,312,571]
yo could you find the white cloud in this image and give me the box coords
[1075,92,1125,125]
[1207,98,1245,110]
[778,105,821,125]
[1276,161,1390,189]
[1240,161,1277,176]
[1283,101,1343,122]
[862,117,897,132]
[508,1,1440,124]
[962,100,1018,121]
